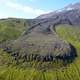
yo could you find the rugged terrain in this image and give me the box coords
[0,2,80,80]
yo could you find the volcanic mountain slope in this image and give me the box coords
[5,3,80,63]
[0,3,80,66]
[37,2,80,19]
[0,3,80,80]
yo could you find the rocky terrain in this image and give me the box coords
[0,3,80,68]
[8,3,80,63]
[0,2,80,80]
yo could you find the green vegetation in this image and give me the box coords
[0,62,80,80]
[0,18,30,43]
[56,24,80,57]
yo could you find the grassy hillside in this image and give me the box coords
[0,20,80,80]
[0,18,30,43]
[56,24,80,57]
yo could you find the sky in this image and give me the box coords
[0,0,80,19]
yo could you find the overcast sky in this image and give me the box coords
[0,0,80,19]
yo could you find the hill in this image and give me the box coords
[0,2,80,80]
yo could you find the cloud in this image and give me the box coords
[0,13,9,19]
[0,0,6,3]
[29,0,34,1]
[0,0,13,3]
[6,1,50,17]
